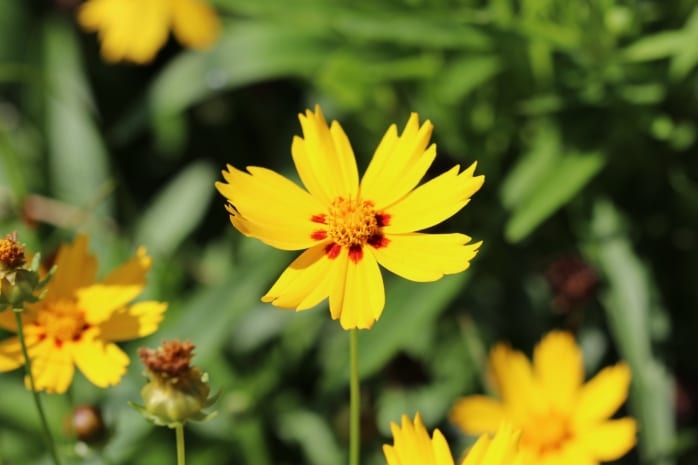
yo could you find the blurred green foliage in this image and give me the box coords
[1,0,698,464]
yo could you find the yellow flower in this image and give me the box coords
[215,106,484,330]
[77,0,220,64]
[383,413,524,465]
[0,235,167,393]
[450,331,637,465]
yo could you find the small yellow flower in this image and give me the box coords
[450,331,637,465]
[383,413,523,465]
[77,0,220,64]
[215,106,484,329]
[0,235,167,393]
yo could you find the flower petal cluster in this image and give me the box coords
[78,0,220,64]
[450,331,637,465]
[383,413,523,465]
[216,106,484,329]
[0,235,167,393]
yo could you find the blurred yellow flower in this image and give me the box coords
[0,235,167,393]
[215,106,483,329]
[383,413,524,465]
[77,0,220,64]
[450,331,637,465]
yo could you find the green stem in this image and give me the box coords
[13,310,62,465]
[175,424,186,465]
[349,330,360,465]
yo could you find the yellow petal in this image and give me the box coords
[171,0,220,49]
[572,363,631,426]
[373,233,481,282]
[533,331,583,412]
[472,423,522,465]
[449,395,507,435]
[262,243,335,310]
[384,414,455,465]
[488,344,545,421]
[216,165,325,250]
[78,246,152,324]
[98,301,167,341]
[291,107,359,204]
[384,162,484,234]
[84,0,170,64]
[360,113,436,209]
[29,339,75,393]
[329,248,385,330]
[0,337,24,371]
[576,417,637,461]
[48,234,97,301]
[72,336,129,388]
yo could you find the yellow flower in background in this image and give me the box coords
[450,331,637,465]
[0,235,167,393]
[77,0,220,64]
[383,413,524,465]
[215,106,484,329]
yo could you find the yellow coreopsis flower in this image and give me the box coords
[0,235,167,393]
[384,413,524,465]
[215,106,484,330]
[450,331,637,465]
[77,0,220,64]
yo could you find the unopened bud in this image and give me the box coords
[0,232,51,310]
[65,405,108,444]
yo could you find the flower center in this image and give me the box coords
[520,410,572,456]
[326,197,380,248]
[36,299,89,346]
[310,197,390,263]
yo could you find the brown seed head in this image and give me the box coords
[139,340,195,377]
[0,232,26,270]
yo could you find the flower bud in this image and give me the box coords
[131,340,217,427]
[65,405,108,445]
[0,232,49,310]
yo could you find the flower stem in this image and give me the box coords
[13,309,62,465]
[175,424,186,465]
[349,329,360,465]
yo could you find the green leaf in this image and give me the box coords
[149,21,331,119]
[42,18,113,218]
[505,150,605,242]
[622,31,684,62]
[432,55,501,103]
[586,199,675,465]
[135,160,216,256]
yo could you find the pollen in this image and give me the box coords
[325,197,384,249]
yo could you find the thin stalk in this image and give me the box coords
[13,309,62,465]
[349,330,360,465]
[175,424,186,465]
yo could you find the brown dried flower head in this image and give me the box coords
[132,340,217,427]
[0,232,26,272]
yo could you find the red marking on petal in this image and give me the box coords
[348,245,363,263]
[311,214,327,224]
[37,333,46,341]
[368,234,389,249]
[73,334,82,342]
[55,339,63,348]
[375,213,390,227]
[325,243,341,259]
[311,230,328,241]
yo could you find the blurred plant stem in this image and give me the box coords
[13,309,62,465]
[349,330,360,465]
[176,424,186,465]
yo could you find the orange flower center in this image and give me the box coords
[310,197,390,263]
[36,299,89,346]
[327,197,380,248]
[520,410,572,456]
